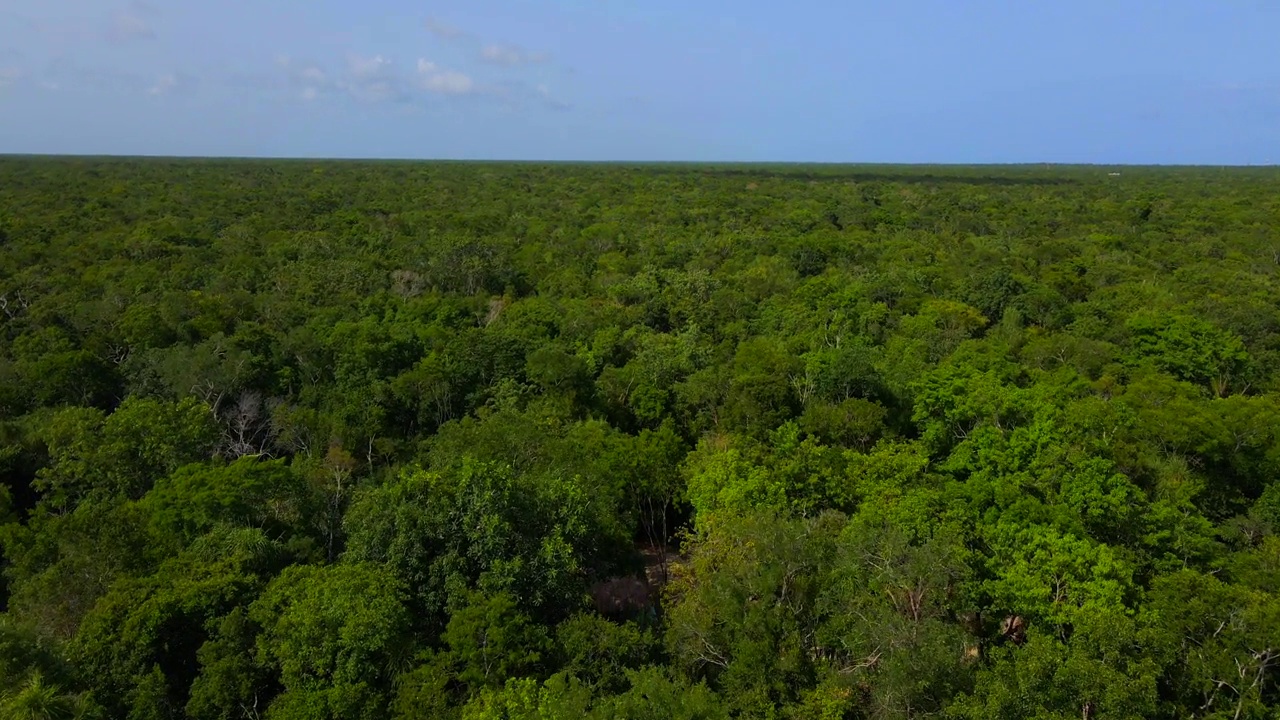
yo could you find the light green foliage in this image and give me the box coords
[249,563,410,720]
[722,337,801,436]
[664,511,842,715]
[682,444,787,519]
[911,347,1030,454]
[980,521,1134,628]
[797,397,887,449]
[458,669,729,720]
[1125,312,1251,395]
[142,458,311,545]
[682,424,847,519]
[344,458,608,624]
[880,300,989,396]
[442,592,551,691]
[841,440,941,539]
[953,615,1160,720]
[555,614,658,693]
[460,675,594,720]
[814,522,974,718]
[0,670,99,720]
[602,668,730,720]
[34,397,218,511]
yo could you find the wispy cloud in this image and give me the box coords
[480,44,549,67]
[147,72,195,96]
[0,67,22,89]
[299,66,327,85]
[536,83,570,110]
[296,67,326,101]
[416,60,475,95]
[424,17,467,41]
[266,47,556,108]
[424,17,552,69]
[108,12,153,42]
[42,58,146,94]
[275,55,332,101]
[337,53,406,103]
[347,54,390,79]
[487,79,571,112]
[107,1,159,43]
[276,53,414,104]
[148,72,176,95]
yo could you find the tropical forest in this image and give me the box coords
[1,157,1279,720]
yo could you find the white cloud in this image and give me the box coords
[487,78,571,112]
[107,2,159,43]
[424,17,466,40]
[532,82,570,110]
[337,53,401,102]
[270,49,530,106]
[347,53,390,79]
[480,43,548,67]
[145,71,197,97]
[536,83,569,109]
[0,67,21,88]
[275,56,332,99]
[424,18,550,69]
[110,13,152,41]
[336,54,407,102]
[416,59,475,95]
[424,71,474,95]
[300,66,326,84]
[342,78,399,102]
[148,72,177,95]
[42,58,146,93]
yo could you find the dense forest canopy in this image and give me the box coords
[2,157,1280,719]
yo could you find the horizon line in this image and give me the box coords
[0,153,1277,168]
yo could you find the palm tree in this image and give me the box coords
[0,672,97,720]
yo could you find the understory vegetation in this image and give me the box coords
[2,158,1280,719]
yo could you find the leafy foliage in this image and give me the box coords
[3,159,1280,717]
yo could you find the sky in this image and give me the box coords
[0,0,1278,163]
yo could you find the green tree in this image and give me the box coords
[34,397,218,511]
[443,592,551,692]
[249,563,410,720]
[1125,312,1251,397]
[70,528,285,720]
[664,511,841,716]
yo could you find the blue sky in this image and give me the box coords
[1,0,1277,162]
